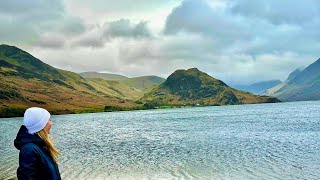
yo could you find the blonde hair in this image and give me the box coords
[36,129,60,163]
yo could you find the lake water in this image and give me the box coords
[1,101,320,179]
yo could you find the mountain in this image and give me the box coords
[140,68,279,107]
[121,76,166,90]
[286,68,303,81]
[79,72,128,81]
[0,44,281,117]
[80,72,165,90]
[0,45,65,81]
[84,78,144,100]
[264,58,320,101]
[232,80,282,95]
[0,44,138,117]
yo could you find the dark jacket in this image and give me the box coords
[14,125,61,180]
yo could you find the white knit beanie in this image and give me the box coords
[23,107,51,134]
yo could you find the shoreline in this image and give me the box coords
[0,100,282,118]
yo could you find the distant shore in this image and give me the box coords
[0,101,281,118]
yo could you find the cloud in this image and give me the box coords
[70,26,105,48]
[31,45,119,73]
[160,0,320,84]
[105,19,152,38]
[204,52,316,85]
[230,0,320,25]
[55,17,86,35]
[164,0,320,54]
[64,0,182,15]
[2,0,320,85]
[0,0,86,48]
[71,19,152,48]
[164,0,250,50]
[34,34,65,49]
[0,0,64,18]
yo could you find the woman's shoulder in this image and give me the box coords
[20,142,43,156]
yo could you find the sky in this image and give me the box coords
[1,0,320,85]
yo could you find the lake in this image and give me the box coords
[1,101,320,179]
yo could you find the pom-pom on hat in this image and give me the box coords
[23,107,50,134]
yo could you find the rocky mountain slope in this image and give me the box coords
[141,68,279,106]
[264,58,320,101]
[232,80,282,95]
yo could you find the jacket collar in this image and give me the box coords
[14,125,45,150]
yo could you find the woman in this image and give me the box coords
[14,107,61,180]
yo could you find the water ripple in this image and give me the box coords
[1,101,320,179]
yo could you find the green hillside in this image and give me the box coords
[121,76,166,90]
[79,72,165,90]
[79,72,128,81]
[0,44,282,117]
[0,44,65,81]
[85,78,143,100]
[0,44,138,117]
[141,68,279,107]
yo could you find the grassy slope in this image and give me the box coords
[79,72,165,90]
[85,78,144,100]
[0,45,279,117]
[0,45,138,117]
[120,76,166,90]
[0,74,137,117]
[141,68,279,106]
[79,72,128,81]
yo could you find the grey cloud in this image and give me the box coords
[164,0,320,55]
[3,0,320,85]
[230,0,320,25]
[35,40,65,49]
[164,0,249,47]
[0,16,37,43]
[0,0,63,44]
[0,0,86,47]
[160,33,216,61]
[118,39,159,64]
[56,17,86,35]
[34,34,65,49]
[165,0,212,34]
[65,0,182,14]
[0,0,64,26]
[0,0,63,17]
[104,19,152,39]
[71,19,152,48]
[71,32,105,48]
[160,0,320,84]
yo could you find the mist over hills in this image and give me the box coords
[286,68,304,82]
[232,80,283,95]
[264,58,320,101]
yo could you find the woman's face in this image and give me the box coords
[44,119,52,134]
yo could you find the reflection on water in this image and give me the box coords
[1,101,320,179]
